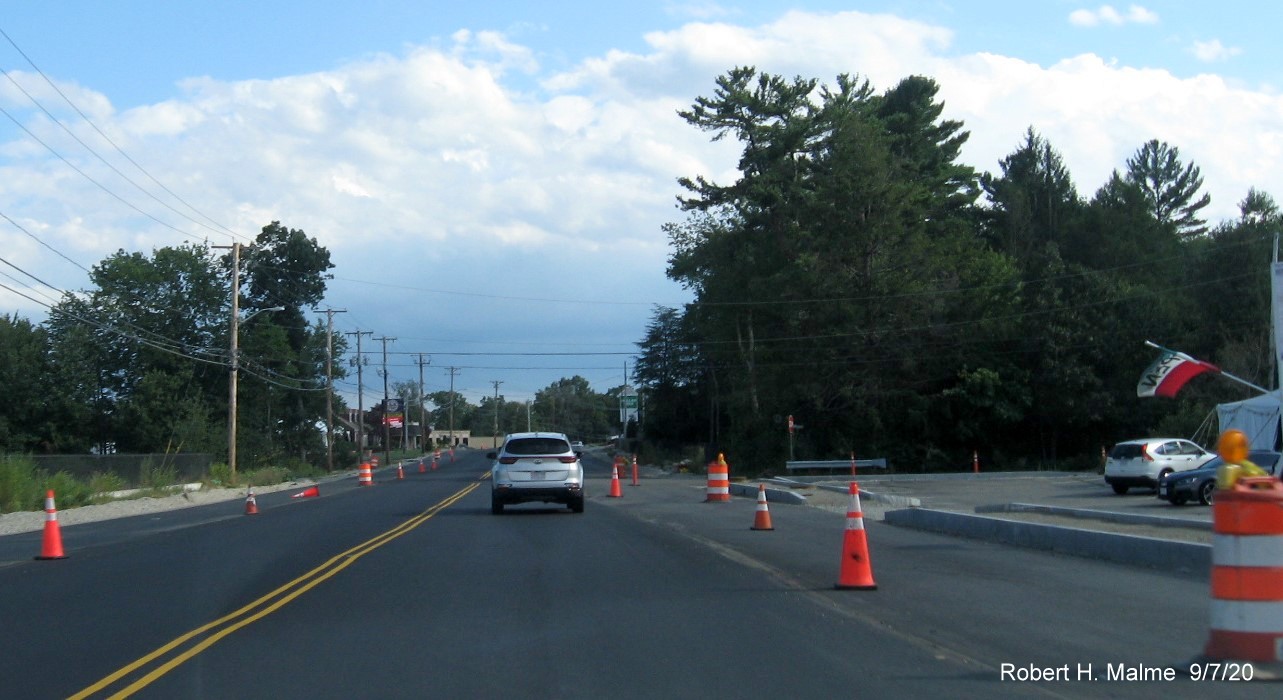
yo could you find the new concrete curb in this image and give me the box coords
[728,482,808,504]
[883,508,1210,573]
[764,477,923,508]
[974,502,1212,531]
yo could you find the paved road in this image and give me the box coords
[0,455,1273,698]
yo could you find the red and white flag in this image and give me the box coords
[1136,349,1220,398]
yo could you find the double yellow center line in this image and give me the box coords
[72,478,484,699]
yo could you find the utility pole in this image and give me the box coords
[345,330,371,460]
[376,335,397,467]
[416,354,430,452]
[491,379,504,447]
[314,308,346,472]
[445,367,459,448]
[226,242,241,481]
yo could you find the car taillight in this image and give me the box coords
[499,457,518,464]
[1140,445,1153,461]
[558,456,578,464]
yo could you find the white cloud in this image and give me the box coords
[1192,39,1243,63]
[4,8,1280,396]
[1069,5,1159,27]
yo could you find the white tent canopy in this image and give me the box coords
[1217,390,1282,451]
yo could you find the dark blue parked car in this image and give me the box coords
[1156,450,1282,506]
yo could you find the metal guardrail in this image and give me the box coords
[785,458,887,471]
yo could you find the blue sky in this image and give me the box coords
[1,2,1280,410]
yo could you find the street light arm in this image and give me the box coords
[241,306,285,323]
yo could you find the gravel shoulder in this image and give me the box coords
[0,480,313,537]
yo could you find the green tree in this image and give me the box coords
[1125,139,1211,241]
[237,222,337,467]
[45,243,228,454]
[0,315,59,451]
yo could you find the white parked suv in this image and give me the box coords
[1104,438,1215,494]
[489,432,584,514]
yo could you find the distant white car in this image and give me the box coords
[1104,438,1215,494]
[570,440,585,451]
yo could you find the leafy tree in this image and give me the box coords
[45,243,228,454]
[1125,139,1211,240]
[0,315,57,451]
[1238,187,1280,226]
[236,222,338,466]
[634,306,708,448]
[427,390,474,440]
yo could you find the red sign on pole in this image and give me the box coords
[787,414,794,434]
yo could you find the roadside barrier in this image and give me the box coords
[608,462,623,498]
[34,490,67,560]
[704,453,731,502]
[835,482,876,590]
[631,454,639,486]
[245,489,259,515]
[291,485,320,499]
[750,484,774,531]
[1192,476,1283,677]
[358,461,373,486]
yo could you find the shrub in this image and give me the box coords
[0,455,40,513]
[44,470,93,508]
[207,462,234,487]
[87,471,128,503]
[139,459,179,489]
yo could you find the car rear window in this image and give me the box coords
[1109,443,1145,459]
[504,437,571,455]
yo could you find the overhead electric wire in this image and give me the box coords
[0,27,246,244]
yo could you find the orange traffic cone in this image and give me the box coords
[450,448,455,462]
[397,463,405,480]
[750,484,774,531]
[835,482,877,590]
[34,490,67,560]
[292,485,320,499]
[631,454,639,486]
[431,455,439,471]
[419,458,426,474]
[608,464,623,498]
[245,489,259,515]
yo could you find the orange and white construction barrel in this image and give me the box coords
[1195,476,1283,677]
[704,453,730,502]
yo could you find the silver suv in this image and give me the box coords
[489,432,584,514]
[1104,438,1215,494]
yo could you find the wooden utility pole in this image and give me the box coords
[445,367,460,448]
[345,330,371,459]
[376,335,397,467]
[314,308,346,471]
[491,379,504,447]
[416,354,430,451]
